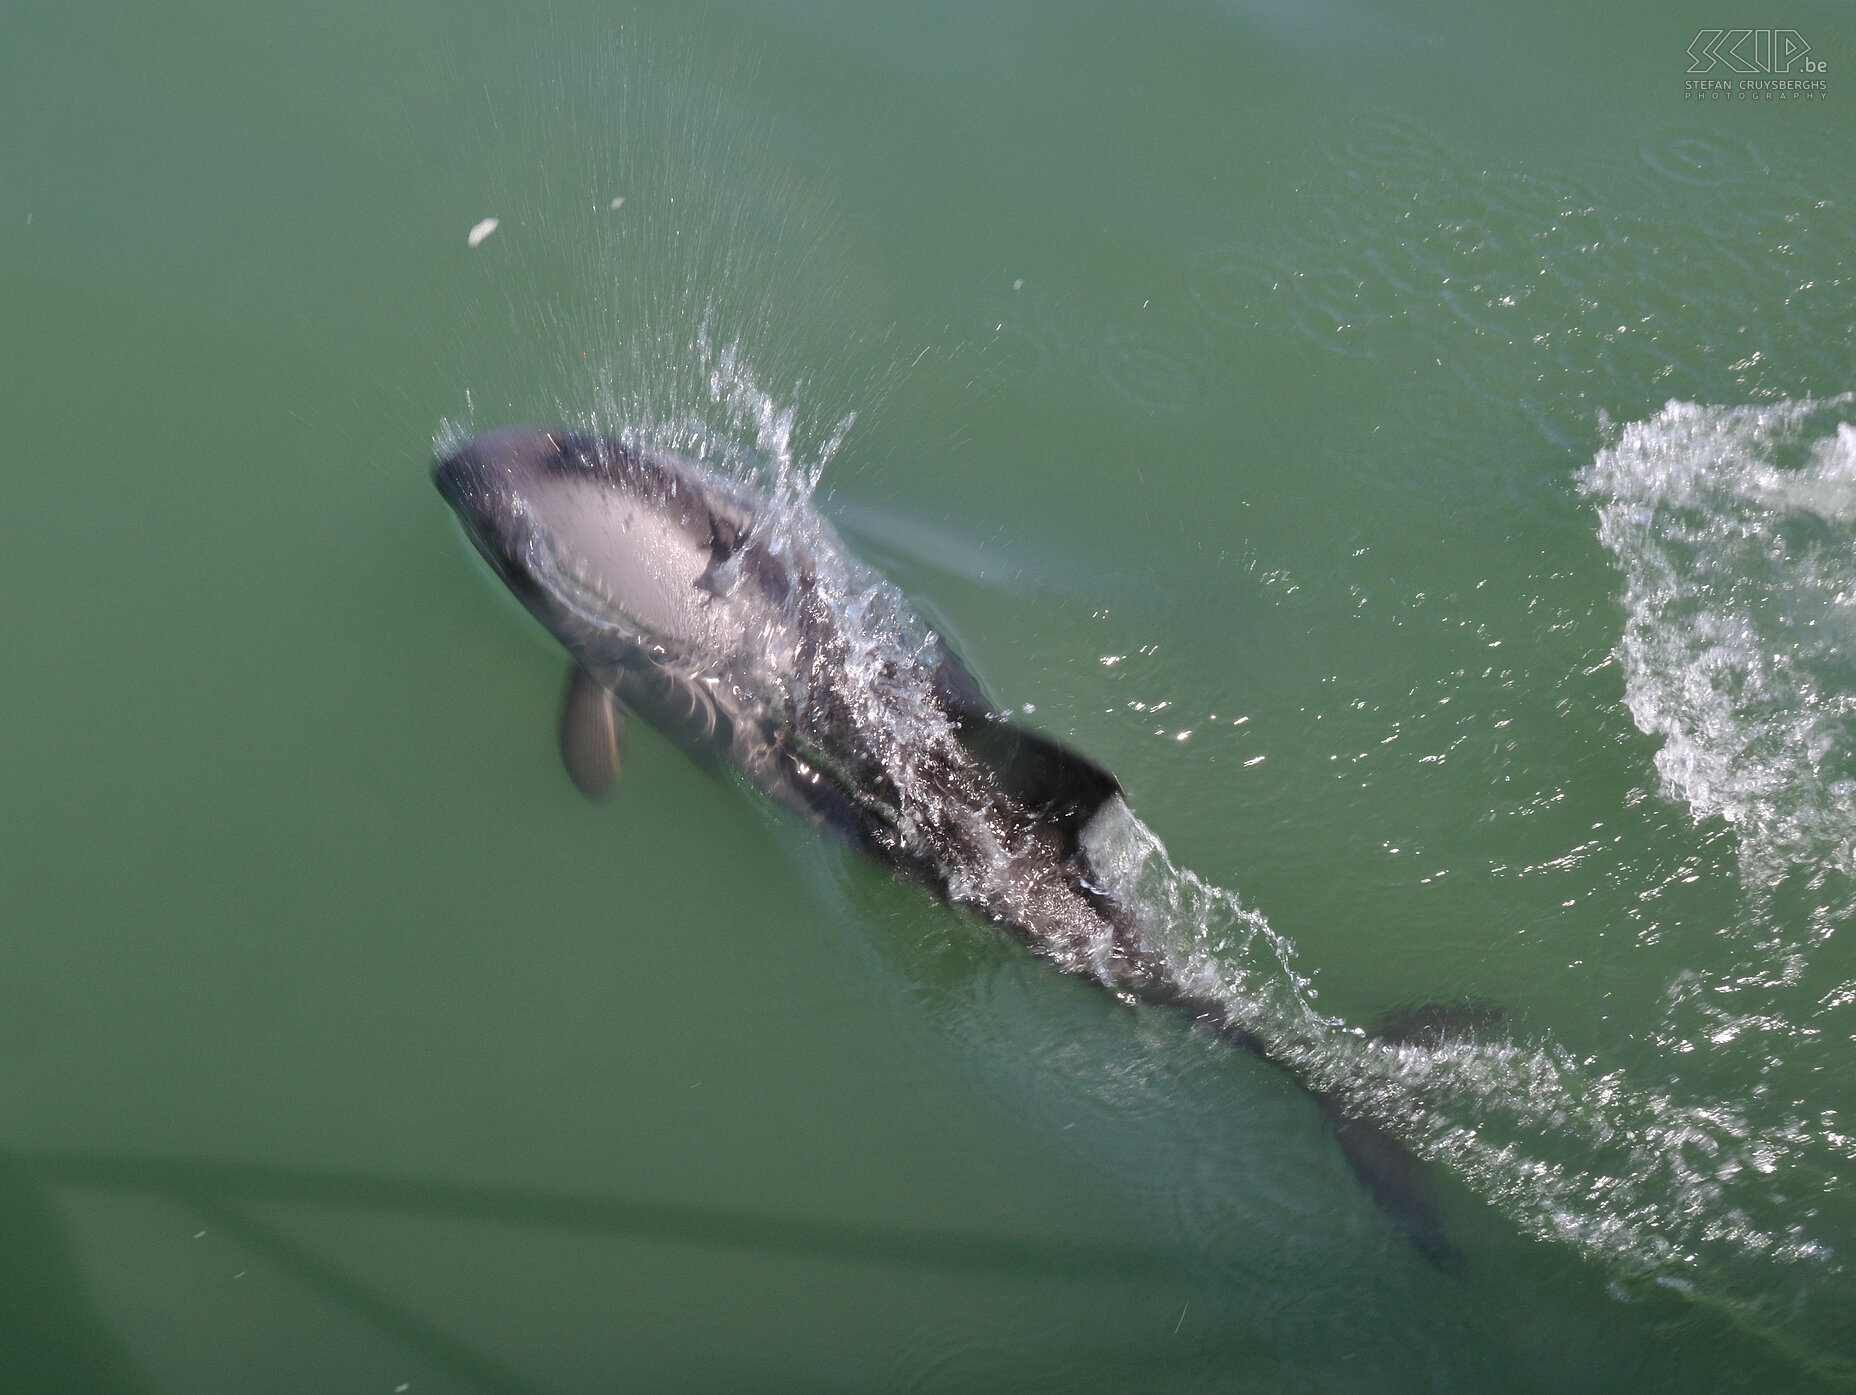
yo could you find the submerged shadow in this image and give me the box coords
[0,1153,152,1395]
[14,1148,1198,1395]
[23,1149,1194,1284]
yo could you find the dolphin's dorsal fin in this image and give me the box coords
[976,722,1123,845]
[934,649,1121,846]
[560,663,626,801]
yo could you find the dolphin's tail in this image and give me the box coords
[1147,983,1465,1272]
[1310,1001,1506,1269]
[1314,1088,1461,1271]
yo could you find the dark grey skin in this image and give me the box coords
[434,426,1464,1268]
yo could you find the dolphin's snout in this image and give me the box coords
[432,444,507,568]
[432,446,479,512]
[432,434,553,604]
[431,453,462,506]
[433,445,507,538]
[433,427,568,518]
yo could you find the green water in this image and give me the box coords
[4,1,1856,1390]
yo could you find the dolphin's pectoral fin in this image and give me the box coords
[559,663,626,801]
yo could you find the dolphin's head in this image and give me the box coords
[433,425,765,658]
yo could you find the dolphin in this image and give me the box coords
[434,425,1463,1267]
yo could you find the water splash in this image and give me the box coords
[440,31,895,499]
[1582,397,1856,887]
[1080,801,1841,1288]
[601,369,1853,1360]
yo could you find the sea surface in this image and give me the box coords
[4,2,1855,1391]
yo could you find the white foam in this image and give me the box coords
[1582,396,1856,886]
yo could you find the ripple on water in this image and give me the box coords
[1386,333,1598,492]
[1594,332,1713,417]
[1404,372,1495,441]
[893,1326,1073,1395]
[1189,237,1428,362]
[1322,113,1456,185]
[1523,200,1629,312]
[871,923,1366,1274]
[1531,220,1770,408]
[897,126,1854,1352]
[1265,116,1852,441]
[1432,327,1537,407]
[1331,428,1560,525]
[1285,175,1427,261]
[950,294,1073,387]
[1753,127,1856,172]
[1775,201,1856,293]
[1639,128,1765,187]
[1401,186,1556,342]
[1187,249,1286,331]
[1098,310,1216,414]
[948,959,1202,1163]
[1278,258,1423,359]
